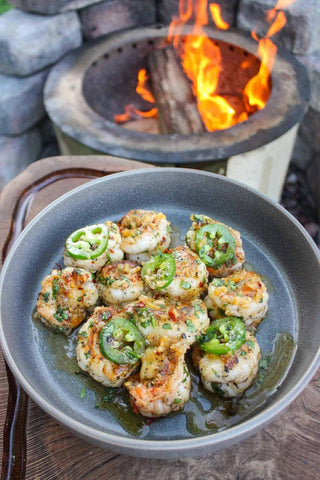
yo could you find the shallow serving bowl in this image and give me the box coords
[0,168,319,459]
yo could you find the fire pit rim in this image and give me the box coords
[44,25,310,163]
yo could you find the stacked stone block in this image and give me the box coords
[0,6,82,188]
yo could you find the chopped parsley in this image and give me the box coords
[186,320,195,332]
[180,280,191,290]
[246,340,256,349]
[174,398,182,404]
[80,388,87,399]
[212,278,225,287]
[42,292,50,303]
[182,366,190,383]
[162,323,172,330]
[53,305,68,323]
[226,280,237,291]
[257,355,272,383]
[98,275,115,286]
[52,279,60,299]
[101,310,112,320]
[211,383,224,396]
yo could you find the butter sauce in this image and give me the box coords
[39,318,295,437]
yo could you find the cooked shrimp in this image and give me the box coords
[193,331,260,397]
[119,209,171,263]
[125,295,209,348]
[76,306,139,387]
[97,260,144,305]
[63,221,123,273]
[142,246,208,301]
[36,267,99,334]
[208,270,268,329]
[186,214,245,277]
[125,342,191,417]
[204,295,222,320]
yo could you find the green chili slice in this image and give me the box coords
[66,224,109,260]
[141,253,176,290]
[198,317,246,355]
[195,224,236,267]
[99,317,145,365]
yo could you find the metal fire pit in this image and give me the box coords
[44,24,310,200]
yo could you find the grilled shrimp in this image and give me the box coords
[208,270,268,329]
[63,221,123,273]
[193,331,260,397]
[76,306,139,387]
[125,342,191,417]
[186,214,245,277]
[204,295,221,320]
[97,260,144,305]
[36,267,99,334]
[142,246,208,301]
[125,295,209,348]
[119,209,171,263]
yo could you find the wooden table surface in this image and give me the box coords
[0,156,319,480]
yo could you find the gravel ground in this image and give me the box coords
[281,164,319,246]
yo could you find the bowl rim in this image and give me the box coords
[1,167,319,454]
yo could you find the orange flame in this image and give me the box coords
[168,0,239,131]
[136,68,155,103]
[243,1,294,112]
[209,4,229,30]
[114,68,157,124]
[274,0,296,9]
[115,0,293,131]
[267,10,287,37]
[114,105,157,124]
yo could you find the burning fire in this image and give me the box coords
[115,0,294,131]
[114,69,157,124]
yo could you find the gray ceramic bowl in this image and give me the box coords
[0,168,319,459]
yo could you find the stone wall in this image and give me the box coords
[0,0,319,228]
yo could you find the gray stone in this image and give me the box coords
[80,0,156,41]
[39,143,60,159]
[237,0,320,56]
[0,128,42,191]
[299,107,320,154]
[39,116,57,144]
[297,53,320,113]
[158,0,237,27]
[0,70,49,135]
[290,133,313,170]
[9,0,104,15]
[0,9,82,76]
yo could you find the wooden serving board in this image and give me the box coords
[0,156,319,480]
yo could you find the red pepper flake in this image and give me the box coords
[145,417,157,426]
[168,306,178,322]
[132,401,140,416]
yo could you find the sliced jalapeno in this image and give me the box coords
[141,253,176,290]
[198,317,246,355]
[99,317,145,365]
[195,224,236,267]
[66,224,109,260]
